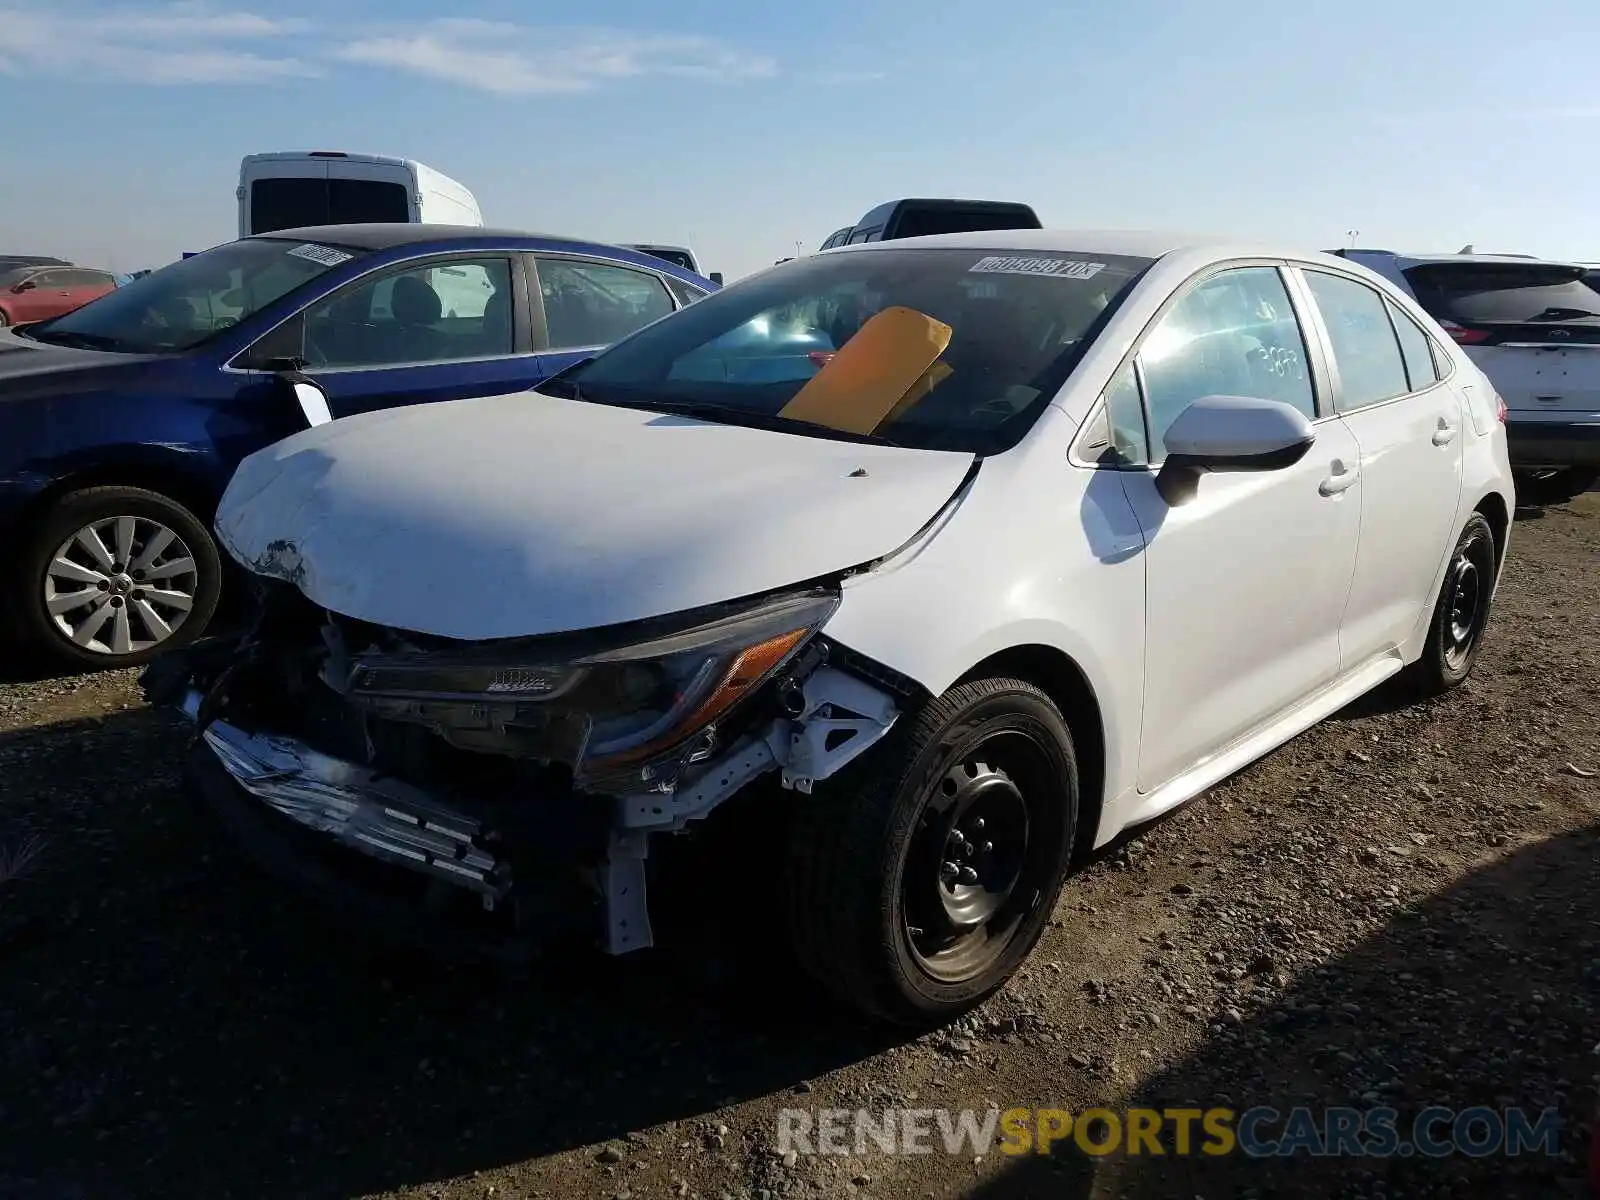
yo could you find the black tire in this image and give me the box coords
[12,485,222,672]
[1515,467,1599,506]
[1406,513,1498,696]
[0,309,10,328]
[782,676,1078,1026]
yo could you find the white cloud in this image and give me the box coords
[0,3,315,84]
[334,19,777,95]
[0,5,777,92]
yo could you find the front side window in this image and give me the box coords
[1077,360,1149,466]
[567,246,1154,454]
[295,256,514,368]
[1138,266,1316,458]
[1303,270,1409,413]
[22,237,364,354]
[537,258,675,350]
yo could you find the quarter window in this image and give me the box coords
[1303,271,1409,413]
[1386,299,1442,392]
[298,256,515,368]
[537,258,675,350]
[1137,266,1316,458]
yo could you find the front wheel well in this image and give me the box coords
[956,644,1106,864]
[18,463,220,533]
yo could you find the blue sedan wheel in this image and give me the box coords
[14,485,223,671]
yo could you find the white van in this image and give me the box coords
[237,152,483,238]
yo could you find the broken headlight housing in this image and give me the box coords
[328,589,840,789]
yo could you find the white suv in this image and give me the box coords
[1334,249,1600,503]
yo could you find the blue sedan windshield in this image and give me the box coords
[25,236,366,354]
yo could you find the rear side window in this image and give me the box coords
[663,275,708,306]
[1402,262,1600,324]
[1386,300,1441,391]
[1303,271,1409,413]
[637,248,697,272]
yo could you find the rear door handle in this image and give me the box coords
[1432,417,1458,446]
[1319,459,1359,496]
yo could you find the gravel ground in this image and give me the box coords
[0,490,1596,1200]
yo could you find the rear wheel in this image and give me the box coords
[1406,513,1498,695]
[782,677,1078,1025]
[12,486,222,671]
[1515,467,1599,506]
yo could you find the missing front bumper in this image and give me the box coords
[166,655,902,962]
[178,688,511,906]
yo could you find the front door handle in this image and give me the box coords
[1319,459,1359,496]
[1432,416,1458,446]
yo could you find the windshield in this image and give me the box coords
[1403,262,1600,324]
[566,247,1153,454]
[25,236,364,353]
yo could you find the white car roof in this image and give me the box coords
[832,228,1373,267]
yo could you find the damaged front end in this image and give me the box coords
[141,578,908,960]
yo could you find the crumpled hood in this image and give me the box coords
[216,389,975,640]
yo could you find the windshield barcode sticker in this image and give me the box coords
[970,255,1106,280]
[285,243,354,267]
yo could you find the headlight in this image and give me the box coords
[333,589,839,785]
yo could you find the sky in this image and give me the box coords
[3,0,1600,282]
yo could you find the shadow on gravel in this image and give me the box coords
[0,709,903,1200]
[968,823,1599,1199]
[0,646,89,686]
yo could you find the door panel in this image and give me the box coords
[1296,269,1466,664]
[1123,264,1361,791]
[1124,423,1362,790]
[8,272,61,322]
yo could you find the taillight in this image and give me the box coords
[1495,394,1507,423]
[1439,319,1491,346]
[808,351,836,368]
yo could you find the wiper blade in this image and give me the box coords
[1529,306,1600,321]
[629,399,904,446]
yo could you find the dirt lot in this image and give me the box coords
[1,492,1596,1200]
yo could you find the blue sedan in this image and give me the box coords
[0,224,717,669]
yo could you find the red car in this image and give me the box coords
[0,265,117,327]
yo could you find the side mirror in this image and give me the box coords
[14,279,36,293]
[708,272,724,287]
[1154,395,1315,505]
[274,370,332,428]
[1161,394,1315,473]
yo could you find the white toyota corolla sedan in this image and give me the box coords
[142,230,1515,1025]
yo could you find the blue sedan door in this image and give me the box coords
[266,252,545,419]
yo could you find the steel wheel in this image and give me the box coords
[1441,524,1492,674]
[901,729,1061,985]
[43,515,199,656]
